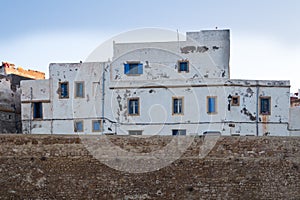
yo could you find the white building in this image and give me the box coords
[21,29,293,136]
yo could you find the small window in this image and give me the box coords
[128,130,143,135]
[92,82,101,96]
[75,82,84,98]
[74,121,83,132]
[172,97,184,115]
[207,96,217,114]
[231,96,240,106]
[33,102,43,119]
[124,62,143,75]
[92,120,102,132]
[178,60,189,72]
[59,82,69,98]
[260,97,271,115]
[128,98,139,115]
[172,129,186,135]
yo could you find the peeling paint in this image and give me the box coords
[241,108,256,121]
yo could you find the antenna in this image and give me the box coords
[177,29,180,53]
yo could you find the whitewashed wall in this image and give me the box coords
[20,29,294,136]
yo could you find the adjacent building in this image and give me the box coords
[0,62,45,133]
[21,29,295,136]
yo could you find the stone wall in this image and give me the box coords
[0,135,299,199]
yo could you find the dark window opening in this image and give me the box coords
[231,96,240,106]
[33,102,43,119]
[172,129,186,135]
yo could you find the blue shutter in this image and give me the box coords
[129,100,132,114]
[178,99,182,113]
[137,63,143,74]
[124,63,130,74]
[173,99,177,113]
[135,100,139,114]
[208,98,215,113]
[94,121,100,131]
[79,83,83,97]
[77,122,83,131]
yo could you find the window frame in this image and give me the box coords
[74,81,85,98]
[32,102,43,120]
[128,130,143,135]
[59,82,69,99]
[124,62,143,76]
[172,96,184,115]
[231,96,240,106]
[128,97,140,116]
[172,129,187,136]
[207,96,217,114]
[74,120,84,132]
[178,60,189,73]
[92,120,102,132]
[259,96,271,115]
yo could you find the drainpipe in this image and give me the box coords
[29,87,33,134]
[256,83,259,136]
[101,64,106,134]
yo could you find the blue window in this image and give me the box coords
[172,129,186,135]
[178,61,189,72]
[33,102,43,119]
[207,96,217,114]
[75,82,84,98]
[59,82,69,98]
[74,121,83,132]
[124,62,143,75]
[260,97,271,115]
[92,120,102,132]
[173,97,183,114]
[128,98,139,115]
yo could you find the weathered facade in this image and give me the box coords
[21,29,295,136]
[0,62,45,133]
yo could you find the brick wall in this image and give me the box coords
[0,135,299,199]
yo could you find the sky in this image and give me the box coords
[1,0,300,92]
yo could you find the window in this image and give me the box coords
[178,60,189,72]
[128,130,143,135]
[260,97,271,115]
[172,129,186,135]
[75,82,84,98]
[92,120,102,132]
[124,62,143,75]
[128,98,139,115]
[59,82,69,98]
[172,97,184,115]
[207,96,217,114]
[92,82,101,96]
[74,121,83,132]
[33,102,43,119]
[231,96,240,106]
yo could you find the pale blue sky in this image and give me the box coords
[1,0,300,91]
